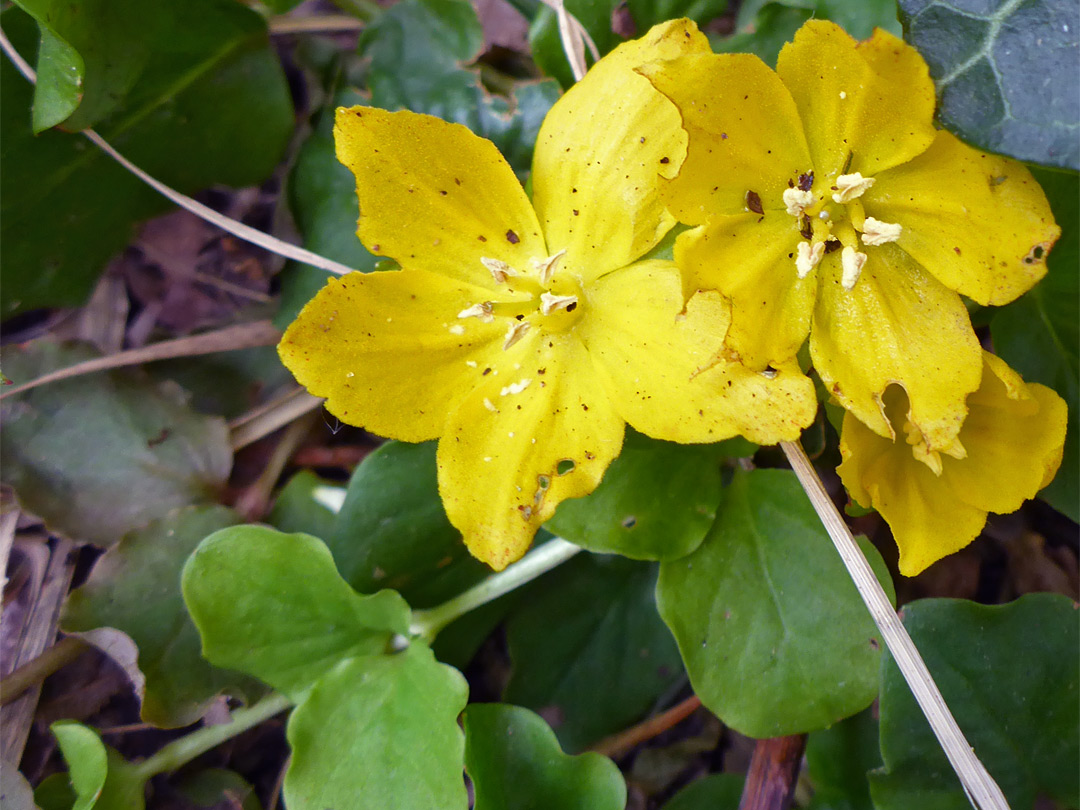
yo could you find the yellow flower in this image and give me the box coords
[643,20,1059,457]
[837,352,1067,576]
[278,20,817,570]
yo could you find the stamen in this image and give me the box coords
[539,292,578,315]
[832,172,875,203]
[457,301,494,322]
[503,320,530,350]
[531,249,567,285]
[860,217,903,246]
[481,257,518,283]
[795,241,825,279]
[783,188,815,216]
[840,246,868,290]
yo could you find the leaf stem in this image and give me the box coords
[133,692,292,780]
[410,537,581,642]
[780,440,1009,810]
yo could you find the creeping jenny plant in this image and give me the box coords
[643,20,1059,459]
[278,20,817,570]
[838,352,1067,576]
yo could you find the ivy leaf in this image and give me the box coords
[547,430,743,561]
[662,774,744,810]
[657,469,892,738]
[284,643,468,810]
[0,342,232,546]
[991,168,1079,520]
[898,0,1079,169]
[0,5,292,315]
[63,506,265,728]
[181,526,411,701]
[50,722,146,810]
[504,555,684,753]
[804,708,879,810]
[464,703,626,810]
[870,595,1079,810]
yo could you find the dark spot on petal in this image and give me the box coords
[953,246,961,255]
[478,235,487,242]
[660,157,670,164]
[566,302,577,312]
[745,190,763,214]
[483,367,492,375]
[506,229,520,244]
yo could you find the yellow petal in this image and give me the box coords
[532,19,710,281]
[334,106,546,287]
[437,331,625,570]
[837,406,987,577]
[776,21,936,179]
[811,242,982,451]
[942,353,1068,515]
[674,215,813,370]
[577,260,817,445]
[642,51,812,222]
[278,270,520,442]
[864,131,1059,305]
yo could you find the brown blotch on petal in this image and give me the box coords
[745,190,764,214]
[506,229,520,244]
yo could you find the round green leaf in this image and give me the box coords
[871,594,1079,810]
[899,0,1078,168]
[284,643,468,810]
[0,341,232,546]
[657,468,892,738]
[804,708,879,810]
[51,722,145,810]
[63,505,264,728]
[504,555,684,752]
[181,526,411,701]
[267,470,342,541]
[464,703,626,810]
[547,431,735,561]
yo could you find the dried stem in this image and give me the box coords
[738,734,807,810]
[591,695,702,758]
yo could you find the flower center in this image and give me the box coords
[902,416,967,476]
[457,250,583,350]
[768,169,903,290]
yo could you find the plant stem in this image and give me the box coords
[0,637,89,706]
[780,440,1009,810]
[410,538,581,642]
[133,692,292,780]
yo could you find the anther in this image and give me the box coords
[481,257,518,283]
[457,301,494,322]
[783,188,815,216]
[503,320,530,350]
[832,172,875,203]
[840,247,868,290]
[795,241,825,279]
[539,292,578,315]
[860,217,902,246]
[531,249,567,285]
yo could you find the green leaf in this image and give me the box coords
[29,25,83,132]
[804,708,879,810]
[268,470,343,541]
[464,703,626,810]
[991,168,1079,520]
[657,469,892,738]
[284,643,469,810]
[898,0,1078,169]
[870,594,1079,810]
[504,554,684,753]
[0,341,232,546]
[181,526,411,701]
[548,430,739,561]
[63,506,265,728]
[529,0,621,88]
[661,774,743,810]
[1,4,292,315]
[732,0,900,45]
[174,768,262,810]
[51,722,146,810]
[628,0,728,32]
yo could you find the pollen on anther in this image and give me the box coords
[531,249,567,285]
[540,292,578,315]
[795,241,825,279]
[860,217,902,246]
[458,301,494,322]
[481,257,517,283]
[840,247,868,290]
[832,172,875,203]
[783,188,814,216]
[503,321,530,350]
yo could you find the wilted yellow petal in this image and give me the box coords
[642,51,812,222]
[837,403,987,577]
[278,270,521,442]
[776,21,936,180]
[674,214,813,370]
[942,353,1067,515]
[577,260,817,445]
[334,106,545,287]
[437,332,624,570]
[811,242,981,450]
[864,131,1059,305]
[532,19,710,281]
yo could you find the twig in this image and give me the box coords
[229,387,324,451]
[780,440,1009,810]
[591,695,702,758]
[738,734,807,810]
[0,637,90,706]
[269,15,364,35]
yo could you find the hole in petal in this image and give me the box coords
[556,459,575,476]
